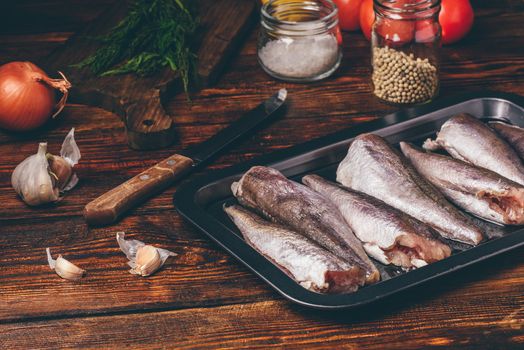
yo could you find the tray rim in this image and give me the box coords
[174,91,524,309]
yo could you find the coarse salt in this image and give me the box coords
[258,34,339,79]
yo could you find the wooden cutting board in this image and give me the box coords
[43,0,257,150]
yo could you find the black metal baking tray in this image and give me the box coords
[174,92,524,309]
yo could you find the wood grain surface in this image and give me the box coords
[0,0,523,349]
[41,0,256,150]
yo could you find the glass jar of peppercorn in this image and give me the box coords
[371,0,441,105]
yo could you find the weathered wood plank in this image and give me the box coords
[0,1,523,349]
[0,211,277,322]
[0,250,522,349]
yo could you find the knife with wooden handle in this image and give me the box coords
[84,89,287,226]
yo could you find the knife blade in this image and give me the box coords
[83,89,287,226]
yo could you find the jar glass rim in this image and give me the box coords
[374,0,440,17]
[261,0,338,26]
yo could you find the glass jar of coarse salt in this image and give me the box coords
[372,0,441,105]
[258,0,342,82]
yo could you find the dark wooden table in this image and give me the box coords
[1,1,523,348]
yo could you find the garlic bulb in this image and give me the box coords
[116,232,176,277]
[12,142,59,205]
[46,248,86,281]
[11,128,81,206]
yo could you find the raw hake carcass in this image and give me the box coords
[224,205,366,293]
[401,142,524,225]
[489,121,524,160]
[303,175,451,269]
[423,113,524,185]
[231,166,380,284]
[337,133,483,245]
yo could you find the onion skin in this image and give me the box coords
[0,62,71,132]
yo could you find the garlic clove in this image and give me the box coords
[47,154,73,190]
[116,232,145,261]
[46,247,86,281]
[116,232,176,277]
[133,245,162,276]
[54,256,86,281]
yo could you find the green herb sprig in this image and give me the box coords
[76,0,198,93]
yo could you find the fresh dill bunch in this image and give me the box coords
[76,0,198,93]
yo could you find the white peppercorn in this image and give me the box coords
[372,46,438,104]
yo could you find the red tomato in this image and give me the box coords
[415,19,439,43]
[360,0,414,43]
[439,0,474,44]
[333,0,363,31]
[359,0,374,40]
[376,18,414,44]
[335,25,343,45]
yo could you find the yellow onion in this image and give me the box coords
[0,61,71,131]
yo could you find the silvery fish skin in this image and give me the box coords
[231,166,380,284]
[401,142,524,226]
[224,205,366,294]
[337,133,484,245]
[489,121,524,160]
[423,113,524,186]
[303,175,451,269]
